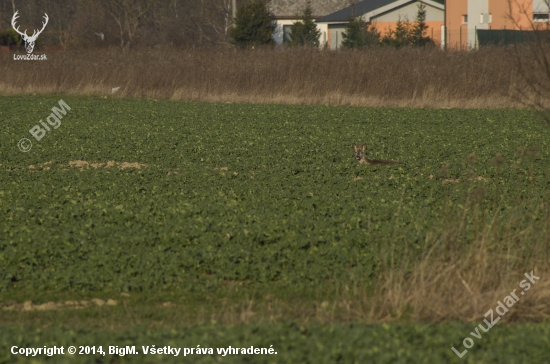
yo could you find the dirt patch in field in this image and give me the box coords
[28,161,53,171]
[1,298,118,311]
[3,161,149,171]
[118,162,146,169]
[472,176,489,181]
[68,160,147,171]
[214,166,239,176]
[443,176,490,184]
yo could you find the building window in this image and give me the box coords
[534,13,549,22]
[479,13,492,24]
[283,25,292,42]
[462,14,468,24]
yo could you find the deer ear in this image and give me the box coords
[361,144,367,151]
[352,143,358,150]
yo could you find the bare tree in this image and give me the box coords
[1,0,238,49]
[43,0,83,49]
[507,0,550,125]
[148,0,186,46]
[97,0,158,50]
[192,0,234,46]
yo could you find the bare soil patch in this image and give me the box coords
[68,160,147,170]
[2,298,118,312]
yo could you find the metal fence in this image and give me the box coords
[442,28,550,50]
[443,29,477,50]
[477,29,549,46]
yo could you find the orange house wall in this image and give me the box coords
[446,0,468,49]
[327,0,536,50]
[490,0,532,30]
[444,0,534,49]
[371,21,444,44]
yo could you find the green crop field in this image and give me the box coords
[1,96,549,363]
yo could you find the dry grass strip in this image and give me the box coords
[2,46,547,109]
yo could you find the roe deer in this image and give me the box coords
[353,143,401,166]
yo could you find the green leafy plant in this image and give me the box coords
[1,97,549,296]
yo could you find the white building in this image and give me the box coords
[269,0,349,46]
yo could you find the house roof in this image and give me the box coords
[268,0,349,18]
[316,0,444,23]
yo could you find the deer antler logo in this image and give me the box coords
[11,10,49,54]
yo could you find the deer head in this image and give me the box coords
[11,11,49,54]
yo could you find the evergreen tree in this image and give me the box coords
[411,3,433,46]
[290,1,321,47]
[342,16,380,49]
[380,4,435,49]
[394,17,412,46]
[381,16,412,48]
[230,1,275,47]
[0,28,22,47]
